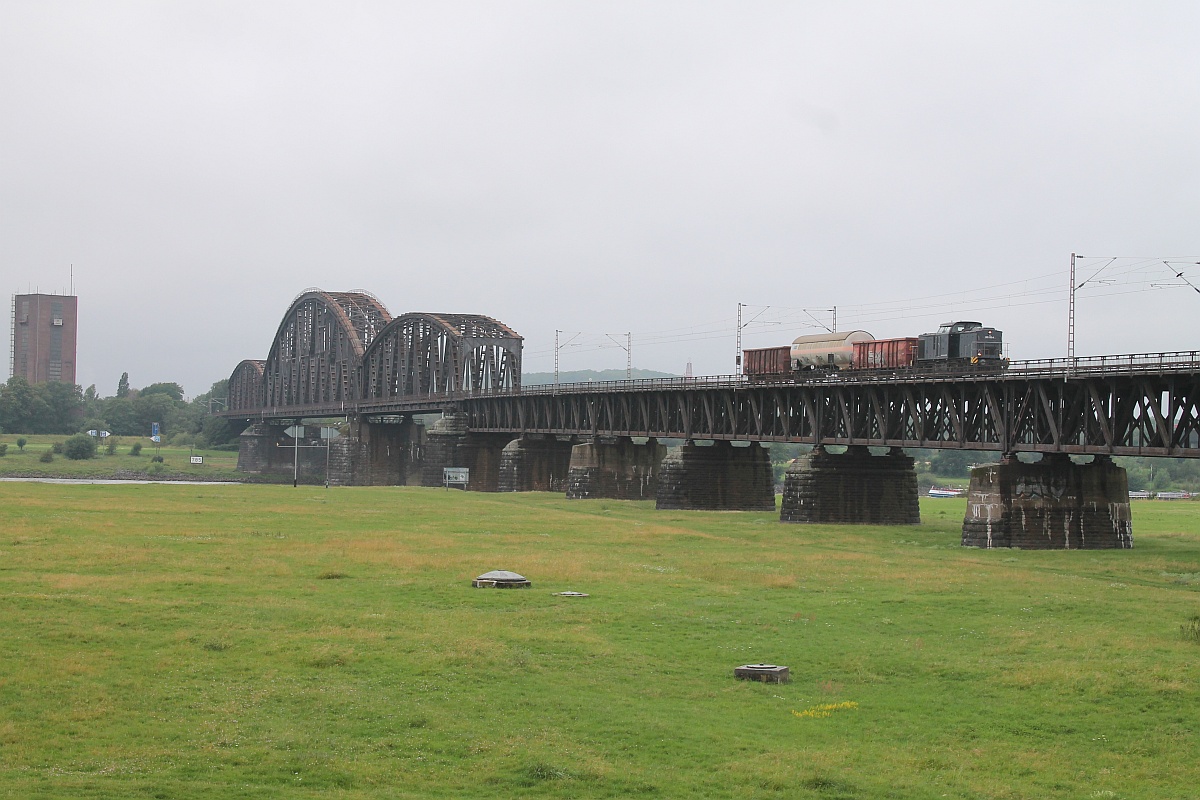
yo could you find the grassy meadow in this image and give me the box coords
[0,434,242,481]
[1,484,1198,798]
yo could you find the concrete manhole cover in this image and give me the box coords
[472,570,531,588]
[734,664,790,683]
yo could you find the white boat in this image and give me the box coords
[928,487,965,498]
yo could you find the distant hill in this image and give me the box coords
[523,368,677,385]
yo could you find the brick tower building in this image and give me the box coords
[10,293,78,384]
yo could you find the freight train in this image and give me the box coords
[742,321,1004,377]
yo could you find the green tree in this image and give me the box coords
[133,392,176,436]
[38,381,84,434]
[63,433,97,460]
[142,382,185,402]
[117,372,130,398]
[100,397,139,436]
[0,377,52,433]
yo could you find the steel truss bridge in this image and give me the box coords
[224,289,1200,458]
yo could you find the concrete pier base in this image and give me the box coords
[780,445,920,524]
[565,437,665,500]
[961,454,1132,549]
[499,436,576,492]
[419,412,511,491]
[655,441,775,511]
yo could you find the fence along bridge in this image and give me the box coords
[223,288,1200,549]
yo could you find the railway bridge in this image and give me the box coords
[221,289,1200,549]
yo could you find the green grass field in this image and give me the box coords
[0,434,242,481]
[1,484,1198,798]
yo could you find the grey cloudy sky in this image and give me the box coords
[2,1,1198,396]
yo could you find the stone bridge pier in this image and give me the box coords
[565,437,666,500]
[327,416,425,486]
[419,412,512,491]
[499,435,576,493]
[655,440,775,511]
[961,453,1132,549]
[780,445,920,525]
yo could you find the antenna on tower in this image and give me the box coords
[70,265,74,296]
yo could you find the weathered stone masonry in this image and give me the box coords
[961,454,1132,549]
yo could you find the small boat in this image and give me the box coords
[928,487,965,498]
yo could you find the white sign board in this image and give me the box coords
[319,427,341,439]
[284,426,305,438]
[190,456,204,464]
[443,467,470,487]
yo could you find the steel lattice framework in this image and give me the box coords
[227,360,266,413]
[361,313,522,400]
[228,291,522,413]
[460,369,1200,457]
[260,290,392,408]
[222,289,1200,458]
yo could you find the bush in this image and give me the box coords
[39,450,54,463]
[16,437,26,451]
[0,443,7,456]
[63,434,98,460]
[129,442,143,456]
[151,455,164,463]
[51,442,64,454]
[1184,616,1200,644]
[105,439,117,455]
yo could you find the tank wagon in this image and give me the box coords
[790,331,874,370]
[743,321,1004,379]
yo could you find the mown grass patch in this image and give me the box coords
[0,485,1197,798]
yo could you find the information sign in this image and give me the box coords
[151,422,160,437]
[443,467,470,488]
[190,456,204,465]
[284,425,305,438]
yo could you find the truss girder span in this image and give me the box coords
[227,291,524,412]
[260,290,393,409]
[361,313,522,400]
[228,360,266,413]
[462,375,1200,457]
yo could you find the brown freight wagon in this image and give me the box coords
[742,346,791,377]
[852,337,919,370]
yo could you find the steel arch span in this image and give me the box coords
[263,290,392,408]
[227,359,266,413]
[226,290,523,413]
[360,313,522,400]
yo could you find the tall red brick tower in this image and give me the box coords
[10,293,78,384]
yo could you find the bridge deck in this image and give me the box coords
[221,351,1200,458]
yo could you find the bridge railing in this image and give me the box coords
[1004,351,1200,378]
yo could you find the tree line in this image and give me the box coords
[0,372,242,447]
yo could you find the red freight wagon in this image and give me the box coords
[852,338,919,370]
[742,346,791,377]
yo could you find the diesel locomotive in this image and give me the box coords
[742,320,1004,377]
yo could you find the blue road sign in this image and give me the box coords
[151,422,160,437]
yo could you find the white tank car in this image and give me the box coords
[790,330,874,370]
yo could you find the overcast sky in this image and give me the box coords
[2,1,1198,396]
